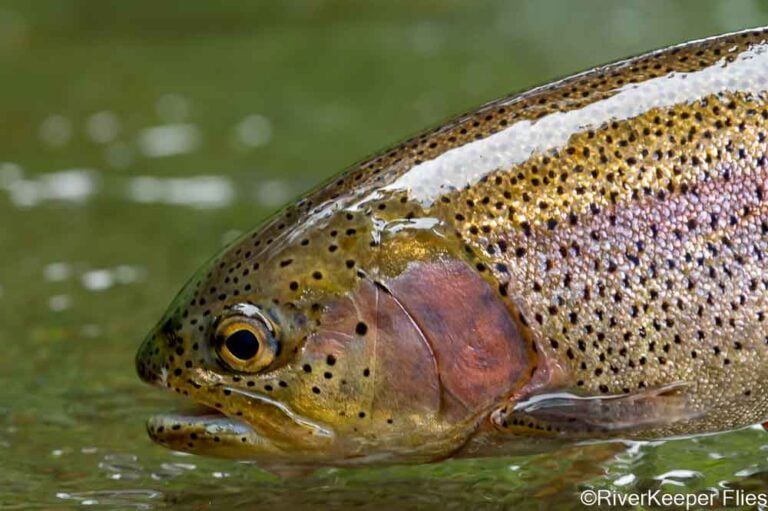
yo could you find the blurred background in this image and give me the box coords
[3,1,768,509]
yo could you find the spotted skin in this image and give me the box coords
[137,27,768,468]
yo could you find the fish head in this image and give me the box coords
[136,199,534,468]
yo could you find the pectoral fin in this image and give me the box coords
[491,382,703,438]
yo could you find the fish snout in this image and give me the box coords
[135,324,178,386]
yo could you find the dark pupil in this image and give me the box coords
[225,330,260,360]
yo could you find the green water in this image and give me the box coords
[4,1,768,509]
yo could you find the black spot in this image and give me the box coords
[355,322,368,336]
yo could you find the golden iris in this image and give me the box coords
[215,315,278,372]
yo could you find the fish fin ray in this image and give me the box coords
[491,382,703,437]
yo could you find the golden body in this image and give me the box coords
[137,27,768,469]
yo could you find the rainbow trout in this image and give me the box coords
[137,27,768,470]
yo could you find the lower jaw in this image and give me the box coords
[146,407,285,458]
[145,411,466,468]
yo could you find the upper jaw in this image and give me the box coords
[218,385,335,446]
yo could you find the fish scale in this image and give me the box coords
[434,92,768,436]
[137,27,768,468]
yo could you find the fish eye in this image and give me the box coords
[225,329,260,360]
[215,314,279,373]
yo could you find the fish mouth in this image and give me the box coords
[144,379,336,461]
[146,403,285,459]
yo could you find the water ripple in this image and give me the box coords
[56,489,162,509]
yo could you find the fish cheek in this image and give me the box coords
[386,259,532,421]
[298,259,532,451]
[369,282,444,419]
[304,279,442,425]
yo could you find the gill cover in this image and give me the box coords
[308,258,532,424]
